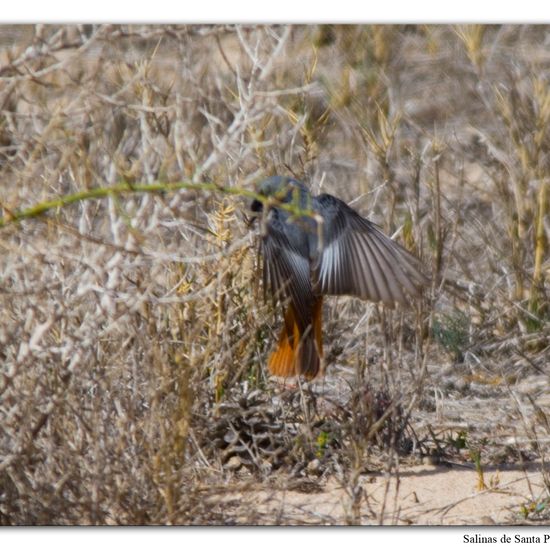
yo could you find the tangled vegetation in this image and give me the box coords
[0,24,548,525]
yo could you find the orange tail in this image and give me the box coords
[268,298,323,379]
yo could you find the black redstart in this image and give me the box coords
[251,175,429,379]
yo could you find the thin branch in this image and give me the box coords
[0,181,317,229]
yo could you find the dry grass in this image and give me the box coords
[0,24,549,525]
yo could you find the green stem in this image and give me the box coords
[0,181,316,228]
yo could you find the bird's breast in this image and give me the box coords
[271,208,320,262]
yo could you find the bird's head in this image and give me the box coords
[250,176,306,215]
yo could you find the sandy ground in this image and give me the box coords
[203,361,550,526]
[213,462,546,525]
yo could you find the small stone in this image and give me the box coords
[422,455,440,466]
[226,456,242,471]
[259,459,273,475]
[307,458,321,475]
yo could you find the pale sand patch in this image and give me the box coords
[212,463,547,525]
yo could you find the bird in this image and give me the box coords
[250,175,430,380]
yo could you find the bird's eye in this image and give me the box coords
[250,199,263,212]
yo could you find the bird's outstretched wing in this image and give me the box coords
[313,194,430,306]
[259,212,315,330]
